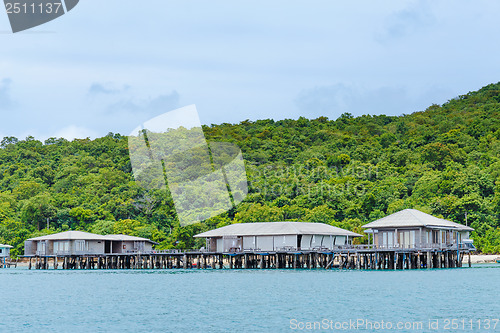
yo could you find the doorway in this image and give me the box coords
[105,240,111,254]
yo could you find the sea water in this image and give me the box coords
[1,265,499,332]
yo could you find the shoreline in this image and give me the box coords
[462,254,499,264]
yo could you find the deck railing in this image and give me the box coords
[149,249,204,254]
[365,242,470,251]
[31,242,472,257]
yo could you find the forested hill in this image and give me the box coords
[1,83,500,256]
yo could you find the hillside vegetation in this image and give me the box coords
[1,83,500,256]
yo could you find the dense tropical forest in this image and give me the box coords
[1,83,500,256]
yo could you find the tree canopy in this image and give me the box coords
[1,83,500,255]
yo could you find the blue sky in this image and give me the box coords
[1,0,500,140]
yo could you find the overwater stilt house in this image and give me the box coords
[1,243,14,268]
[194,221,362,252]
[24,231,157,256]
[25,231,109,256]
[362,209,474,250]
[0,243,12,258]
[358,209,475,269]
[23,231,158,269]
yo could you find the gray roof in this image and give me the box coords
[362,209,473,231]
[106,234,158,244]
[194,222,362,238]
[0,244,13,248]
[27,231,110,241]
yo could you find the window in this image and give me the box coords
[387,232,394,248]
[37,241,46,254]
[75,240,85,252]
[134,241,145,251]
[404,231,410,248]
[54,241,70,254]
[432,230,439,244]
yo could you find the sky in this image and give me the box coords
[1,0,500,140]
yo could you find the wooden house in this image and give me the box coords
[24,231,156,256]
[362,209,474,250]
[105,234,156,253]
[0,243,13,258]
[25,231,109,256]
[194,222,362,252]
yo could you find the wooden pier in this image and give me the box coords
[24,247,471,270]
[1,258,17,268]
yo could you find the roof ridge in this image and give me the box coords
[288,221,301,234]
[410,209,459,226]
[407,209,425,225]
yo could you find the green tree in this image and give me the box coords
[20,193,56,230]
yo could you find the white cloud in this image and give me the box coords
[108,91,180,115]
[88,82,129,95]
[53,125,97,140]
[376,1,436,43]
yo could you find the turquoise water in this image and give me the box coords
[1,265,499,332]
